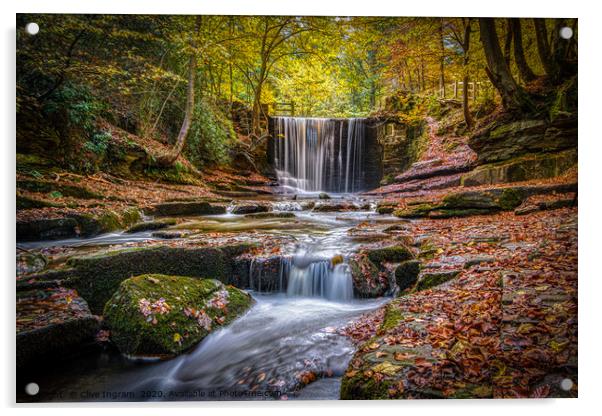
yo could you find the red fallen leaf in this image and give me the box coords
[530,384,550,398]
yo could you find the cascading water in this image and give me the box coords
[273,117,366,193]
[285,257,354,302]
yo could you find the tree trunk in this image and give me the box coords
[438,18,446,98]
[503,19,513,67]
[511,18,536,82]
[533,18,557,80]
[462,19,473,129]
[479,18,533,112]
[156,16,200,167]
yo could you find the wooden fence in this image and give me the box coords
[434,80,494,101]
[261,102,295,117]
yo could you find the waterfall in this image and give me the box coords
[286,259,354,302]
[273,117,366,193]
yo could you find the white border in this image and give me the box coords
[2,1,600,415]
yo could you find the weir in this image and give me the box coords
[269,117,379,193]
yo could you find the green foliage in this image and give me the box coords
[185,99,235,168]
[83,131,111,156]
[42,83,105,132]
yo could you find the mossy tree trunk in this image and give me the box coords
[478,18,533,112]
[511,18,537,82]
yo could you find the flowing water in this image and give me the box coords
[273,117,366,193]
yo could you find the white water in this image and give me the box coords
[286,259,353,302]
[273,117,366,193]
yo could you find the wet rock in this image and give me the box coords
[67,208,142,238]
[244,211,295,219]
[147,201,226,216]
[313,202,361,212]
[395,260,421,291]
[17,287,99,369]
[514,198,575,216]
[231,202,271,215]
[300,201,316,210]
[319,192,331,200]
[249,256,289,292]
[125,218,177,233]
[416,270,461,291]
[348,254,386,298]
[104,274,253,357]
[151,230,191,239]
[17,217,78,241]
[63,242,255,313]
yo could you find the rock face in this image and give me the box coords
[461,149,577,187]
[17,287,99,368]
[62,243,255,313]
[104,274,253,357]
[468,117,577,164]
[147,201,226,216]
[394,183,578,219]
[16,208,142,241]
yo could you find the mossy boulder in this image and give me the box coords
[67,207,142,237]
[395,260,421,291]
[365,245,414,265]
[147,201,226,217]
[64,243,255,313]
[104,274,254,357]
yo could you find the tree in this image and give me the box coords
[156,16,201,166]
[448,18,473,128]
[478,18,533,112]
[510,19,536,82]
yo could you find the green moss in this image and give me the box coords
[497,188,526,210]
[103,274,253,356]
[394,260,421,291]
[415,270,460,291]
[17,179,104,199]
[393,203,438,218]
[366,245,414,265]
[381,305,403,331]
[340,370,394,400]
[17,194,63,209]
[64,243,255,313]
[428,208,493,218]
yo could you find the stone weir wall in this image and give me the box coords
[266,117,425,191]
